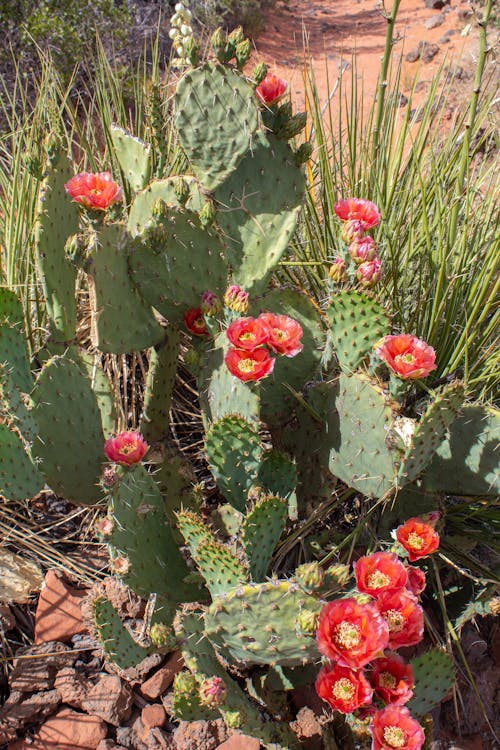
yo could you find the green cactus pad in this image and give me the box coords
[110,125,151,192]
[140,329,180,442]
[215,132,305,295]
[197,333,260,424]
[241,495,287,580]
[175,63,259,191]
[32,352,105,505]
[251,289,324,426]
[0,288,24,324]
[87,224,164,353]
[398,381,465,485]
[315,374,398,499]
[206,580,322,667]
[77,351,116,439]
[421,405,500,496]
[325,291,390,372]
[0,322,35,442]
[35,149,80,341]
[127,176,205,237]
[109,465,201,607]
[193,537,248,598]
[257,449,298,519]
[0,422,43,501]
[205,414,263,512]
[408,649,454,717]
[172,672,219,722]
[176,509,212,554]
[129,207,228,323]
[92,596,153,669]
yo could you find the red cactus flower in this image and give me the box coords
[184,308,209,337]
[349,235,378,264]
[371,653,415,706]
[316,598,389,669]
[375,335,437,380]
[376,589,424,649]
[354,552,408,599]
[258,313,304,357]
[356,256,381,287]
[396,518,440,562]
[226,317,269,350]
[225,347,275,382]
[315,663,373,713]
[104,431,149,466]
[334,198,381,230]
[65,171,122,211]
[371,706,425,750]
[406,566,426,596]
[255,73,288,105]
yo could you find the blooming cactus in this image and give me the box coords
[396,517,440,561]
[334,197,381,229]
[65,171,122,210]
[316,598,389,668]
[371,706,425,750]
[375,335,437,379]
[258,313,304,357]
[354,552,408,598]
[255,73,288,105]
[224,347,275,382]
[104,431,149,466]
[315,663,373,713]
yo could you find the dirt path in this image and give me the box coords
[254,0,482,109]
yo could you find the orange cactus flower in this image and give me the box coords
[396,517,440,561]
[65,171,122,211]
[226,317,269,350]
[315,663,373,713]
[371,706,425,750]
[375,334,437,379]
[371,653,415,706]
[376,589,424,649]
[255,73,288,105]
[334,198,381,230]
[258,313,304,357]
[354,552,408,598]
[316,598,389,669]
[224,347,275,382]
[104,431,149,466]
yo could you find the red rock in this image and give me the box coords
[141,704,166,729]
[216,736,260,750]
[290,707,322,750]
[34,570,88,644]
[34,708,107,749]
[146,728,174,749]
[140,652,184,699]
[55,667,89,708]
[173,720,228,750]
[82,674,133,726]
[10,641,77,692]
[96,742,128,750]
[0,689,60,739]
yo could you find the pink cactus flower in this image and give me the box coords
[199,676,227,707]
[371,706,425,750]
[334,198,381,230]
[104,431,149,466]
[65,171,122,211]
[255,73,288,105]
[375,335,437,380]
[200,291,221,317]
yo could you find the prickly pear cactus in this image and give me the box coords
[408,649,455,717]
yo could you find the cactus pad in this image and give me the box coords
[35,149,80,341]
[215,131,305,294]
[408,649,454,717]
[0,423,43,501]
[140,329,180,442]
[92,596,152,669]
[421,405,500,496]
[325,291,390,372]
[87,224,164,353]
[398,381,465,485]
[175,63,259,190]
[205,414,263,512]
[241,495,287,580]
[206,580,322,667]
[127,176,204,237]
[32,352,105,505]
[110,125,151,192]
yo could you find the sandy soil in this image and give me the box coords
[253,0,483,110]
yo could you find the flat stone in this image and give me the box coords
[96,742,128,750]
[55,667,89,709]
[82,674,133,726]
[425,0,449,8]
[118,652,164,686]
[420,42,440,63]
[405,48,421,62]
[0,689,60,738]
[34,570,88,644]
[141,704,166,729]
[10,641,76,692]
[216,736,261,750]
[174,720,228,750]
[140,652,183,700]
[425,12,445,28]
[34,708,107,749]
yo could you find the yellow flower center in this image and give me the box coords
[383,726,407,748]
[367,571,391,589]
[119,443,135,455]
[378,671,397,689]
[193,318,205,330]
[238,358,257,373]
[273,328,288,340]
[384,609,405,632]
[240,331,256,341]
[395,353,415,365]
[332,678,355,700]
[334,620,361,649]
[407,532,424,550]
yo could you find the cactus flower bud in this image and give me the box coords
[174,178,191,206]
[150,623,177,649]
[341,219,365,244]
[235,39,252,70]
[198,199,217,228]
[228,26,245,46]
[329,258,348,284]
[211,27,226,51]
[295,142,313,165]
[349,236,377,264]
[295,562,325,591]
[282,111,307,139]
[200,291,222,317]
[223,710,242,729]
[174,671,198,696]
[184,36,200,66]
[356,256,381,287]
[95,516,114,535]
[112,556,130,575]
[252,61,268,85]
[224,284,249,313]
[199,676,227,707]
[296,609,320,634]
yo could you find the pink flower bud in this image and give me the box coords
[329,258,348,284]
[341,219,365,244]
[349,236,377,264]
[224,284,250,313]
[199,676,227,707]
[356,256,381,287]
[200,291,221,317]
